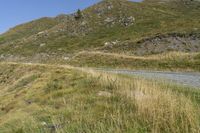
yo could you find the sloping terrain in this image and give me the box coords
[0,0,199,72]
[0,1,200,132]
[100,33,200,55]
[134,33,200,55]
[68,51,200,71]
[0,0,199,59]
[0,62,199,133]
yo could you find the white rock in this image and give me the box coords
[37,31,45,35]
[40,43,46,47]
[81,21,87,26]
[107,5,113,10]
[98,91,112,97]
[41,122,47,126]
[104,42,111,46]
[104,17,115,23]
[63,57,69,60]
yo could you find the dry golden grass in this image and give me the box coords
[147,51,198,60]
[75,51,198,61]
[69,51,200,72]
[86,69,200,133]
[0,62,199,133]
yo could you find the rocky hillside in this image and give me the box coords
[0,0,199,62]
[100,33,200,55]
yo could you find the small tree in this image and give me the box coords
[75,9,82,20]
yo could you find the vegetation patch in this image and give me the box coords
[0,63,199,133]
[9,74,39,92]
[68,51,200,72]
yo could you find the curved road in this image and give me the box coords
[2,62,200,88]
[96,69,200,88]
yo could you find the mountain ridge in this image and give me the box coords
[0,0,199,63]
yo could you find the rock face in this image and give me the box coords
[104,16,135,26]
[134,33,200,55]
[100,33,200,55]
[120,16,135,26]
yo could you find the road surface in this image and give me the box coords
[1,62,200,88]
[96,69,200,88]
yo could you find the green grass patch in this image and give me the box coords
[0,63,199,133]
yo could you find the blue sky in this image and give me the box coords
[0,0,142,34]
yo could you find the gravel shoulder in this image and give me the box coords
[97,69,200,88]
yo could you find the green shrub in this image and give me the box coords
[75,9,82,20]
[0,36,4,43]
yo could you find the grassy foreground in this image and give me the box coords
[0,62,199,133]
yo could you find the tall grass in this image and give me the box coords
[80,69,200,133]
[0,63,199,133]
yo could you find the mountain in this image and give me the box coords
[0,0,199,67]
[0,1,200,132]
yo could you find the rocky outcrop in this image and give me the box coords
[134,33,200,55]
[99,33,200,55]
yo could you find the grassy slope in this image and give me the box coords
[0,0,199,56]
[0,0,199,72]
[0,17,59,43]
[68,51,200,72]
[0,1,200,71]
[0,63,199,133]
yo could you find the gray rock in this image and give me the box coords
[121,16,135,26]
